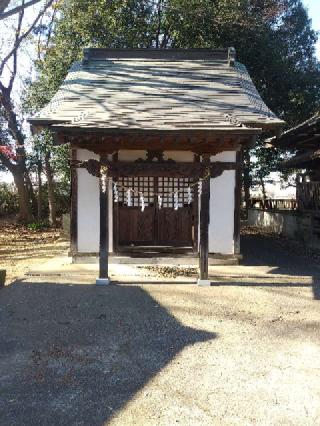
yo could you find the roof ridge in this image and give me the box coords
[82,48,231,64]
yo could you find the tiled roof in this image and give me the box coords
[272,113,320,148]
[29,48,284,132]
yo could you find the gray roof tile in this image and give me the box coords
[29,49,284,132]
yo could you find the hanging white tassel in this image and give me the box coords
[187,187,192,205]
[174,191,179,210]
[126,189,132,206]
[158,195,162,210]
[113,182,119,202]
[140,193,146,212]
[198,180,202,197]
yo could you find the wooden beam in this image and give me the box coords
[62,130,257,154]
[71,159,237,178]
[70,148,78,256]
[199,155,210,282]
[97,163,110,284]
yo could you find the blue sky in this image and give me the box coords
[303,0,320,58]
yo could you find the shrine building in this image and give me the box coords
[29,48,284,284]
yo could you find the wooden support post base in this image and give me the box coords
[197,279,211,287]
[96,278,111,286]
[0,269,6,288]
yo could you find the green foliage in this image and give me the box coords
[41,181,70,216]
[24,0,320,194]
[0,180,69,219]
[31,130,70,185]
[0,183,19,216]
[27,220,50,231]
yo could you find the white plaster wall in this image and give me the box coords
[118,150,146,161]
[76,149,113,253]
[211,151,237,162]
[164,151,194,162]
[208,151,236,254]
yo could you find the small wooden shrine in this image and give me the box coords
[29,48,284,284]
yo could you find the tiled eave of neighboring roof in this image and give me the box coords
[29,48,285,133]
[281,148,320,169]
[272,113,320,149]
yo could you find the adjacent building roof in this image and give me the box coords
[272,113,320,169]
[272,113,320,150]
[280,148,320,169]
[29,48,284,133]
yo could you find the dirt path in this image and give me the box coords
[0,232,320,425]
[0,222,69,285]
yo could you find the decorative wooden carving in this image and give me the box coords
[85,159,101,177]
[135,150,176,163]
[70,159,237,179]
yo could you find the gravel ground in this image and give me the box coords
[1,233,320,425]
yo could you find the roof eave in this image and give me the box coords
[48,125,263,135]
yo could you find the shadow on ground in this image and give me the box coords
[0,281,215,425]
[241,233,320,300]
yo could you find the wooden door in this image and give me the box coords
[116,176,194,247]
[157,177,193,246]
[118,177,155,245]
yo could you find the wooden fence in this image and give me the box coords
[249,198,297,211]
[250,182,320,212]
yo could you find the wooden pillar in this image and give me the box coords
[234,150,242,255]
[70,148,78,257]
[96,164,110,285]
[193,154,200,253]
[198,155,210,285]
[112,152,119,253]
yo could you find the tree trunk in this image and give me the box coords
[12,168,33,223]
[44,152,57,226]
[37,160,43,220]
[259,174,267,201]
[24,170,37,214]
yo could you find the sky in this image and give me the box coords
[303,0,320,58]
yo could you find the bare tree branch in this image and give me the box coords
[0,0,42,20]
[0,0,55,84]
[0,0,10,14]
[37,2,56,61]
[7,1,25,92]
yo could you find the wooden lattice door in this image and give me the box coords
[117,177,155,245]
[157,177,194,246]
[116,176,194,247]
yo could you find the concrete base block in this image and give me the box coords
[197,279,211,287]
[72,254,240,266]
[96,278,111,286]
